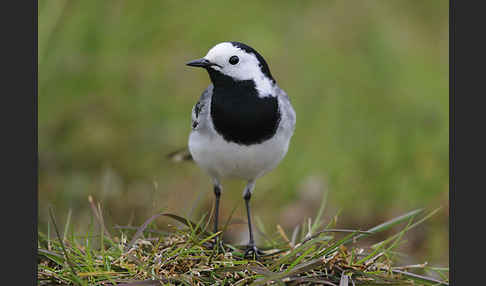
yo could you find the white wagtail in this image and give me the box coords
[185,41,296,258]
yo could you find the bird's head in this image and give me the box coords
[187,42,276,93]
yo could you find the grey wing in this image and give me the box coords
[167,85,213,163]
[276,86,296,134]
[191,84,213,131]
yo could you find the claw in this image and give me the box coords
[244,244,264,260]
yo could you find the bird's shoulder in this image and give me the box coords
[274,85,291,104]
[191,84,213,130]
[274,85,296,132]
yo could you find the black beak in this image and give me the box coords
[186,58,212,68]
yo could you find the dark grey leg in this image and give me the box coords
[243,181,262,259]
[212,182,225,253]
[244,191,255,246]
[213,184,221,234]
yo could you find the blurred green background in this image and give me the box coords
[38,0,448,267]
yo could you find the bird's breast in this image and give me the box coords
[188,126,290,180]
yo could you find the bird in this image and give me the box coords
[184,41,296,258]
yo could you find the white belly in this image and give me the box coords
[188,131,290,181]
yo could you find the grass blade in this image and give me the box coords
[125,213,164,251]
[342,209,424,246]
[311,190,328,234]
[372,207,441,249]
[392,269,449,285]
[88,195,112,241]
[48,206,82,285]
[162,213,211,236]
[63,208,72,242]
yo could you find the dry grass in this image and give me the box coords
[38,196,448,285]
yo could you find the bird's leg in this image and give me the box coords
[243,181,263,259]
[212,182,225,253]
[213,184,221,234]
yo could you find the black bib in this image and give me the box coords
[209,70,281,146]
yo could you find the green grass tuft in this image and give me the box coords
[38,198,448,286]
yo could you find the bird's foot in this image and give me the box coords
[244,243,264,260]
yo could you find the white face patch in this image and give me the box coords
[203,42,275,97]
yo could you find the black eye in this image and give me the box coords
[229,55,239,65]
